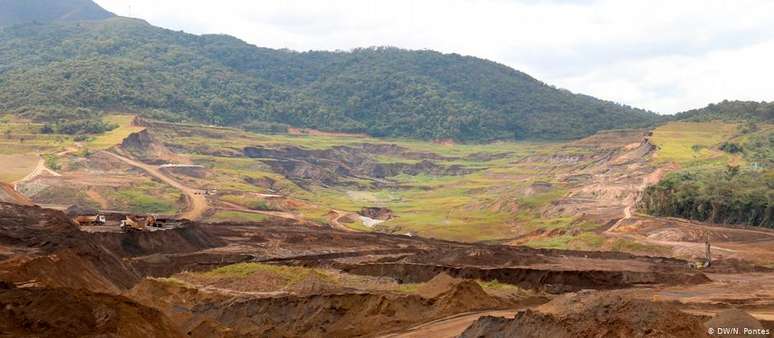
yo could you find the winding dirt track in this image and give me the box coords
[101,151,208,221]
[2,154,61,206]
[11,156,60,190]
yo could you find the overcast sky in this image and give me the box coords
[95,0,774,114]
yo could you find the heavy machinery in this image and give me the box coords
[120,215,158,232]
[74,214,106,226]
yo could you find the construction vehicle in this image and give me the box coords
[74,214,106,226]
[120,215,158,232]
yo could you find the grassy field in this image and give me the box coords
[86,114,145,150]
[142,120,581,242]
[209,210,271,223]
[0,115,602,244]
[0,114,142,156]
[100,181,182,214]
[650,121,739,166]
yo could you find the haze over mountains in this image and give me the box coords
[0,0,668,141]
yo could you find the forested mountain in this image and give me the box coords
[0,15,661,140]
[0,0,114,26]
[675,100,774,122]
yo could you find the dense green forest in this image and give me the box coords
[0,0,113,26]
[639,167,772,228]
[640,127,773,228]
[674,100,774,123]
[0,17,661,141]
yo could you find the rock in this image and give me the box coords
[243,145,476,187]
[359,207,393,220]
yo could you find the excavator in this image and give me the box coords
[120,215,158,232]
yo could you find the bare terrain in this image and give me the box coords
[0,117,772,337]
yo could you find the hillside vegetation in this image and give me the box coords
[641,122,773,228]
[0,0,114,26]
[674,100,774,123]
[0,17,660,141]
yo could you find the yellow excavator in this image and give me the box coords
[120,215,157,232]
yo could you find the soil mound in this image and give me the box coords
[705,309,765,337]
[128,275,512,338]
[0,287,182,337]
[120,129,187,164]
[287,272,340,296]
[461,293,708,338]
[434,279,505,313]
[340,262,709,293]
[0,204,223,292]
[416,272,461,298]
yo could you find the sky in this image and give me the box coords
[94,0,774,114]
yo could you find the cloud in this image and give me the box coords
[95,0,774,113]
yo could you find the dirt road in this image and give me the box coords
[606,167,669,234]
[379,310,521,338]
[328,209,358,232]
[2,155,61,206]
[102,151,208,221]
[11,156,60,190]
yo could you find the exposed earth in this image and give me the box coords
[0,117,772,337]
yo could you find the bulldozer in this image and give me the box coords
[74,214,106,226]
[120,215,158,232]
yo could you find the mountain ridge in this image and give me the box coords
[0,8,661,140]
[0,0,114,26]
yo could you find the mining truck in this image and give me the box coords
[120,215,158,232]
[74,214,106,226]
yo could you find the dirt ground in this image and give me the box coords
[1,125,772,337]
[0,202,772,337]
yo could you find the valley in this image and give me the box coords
[1,112,772,336]
[0,2,772,335]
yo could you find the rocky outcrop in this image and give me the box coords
[359,207,393,220]
[119,129,187,165]
[243,145,476,186]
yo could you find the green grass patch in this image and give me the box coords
[525,231,606,250]
[610,238,671,256]
[209,210,270,223]
[395,283,420,294]
[86,114,144,150]
[202,263,335,285]
[103,182,181,214]
[650,121,738,166]
[155,277,194,288]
